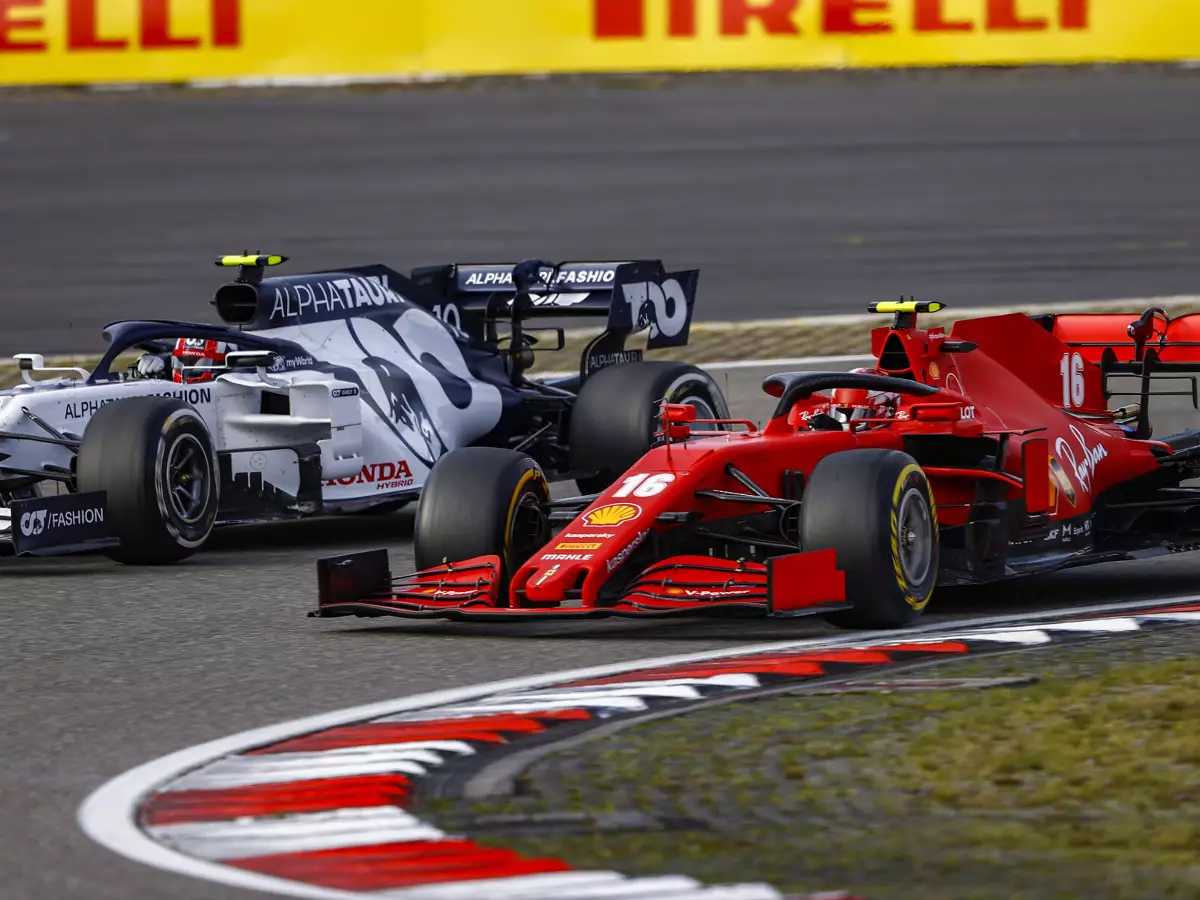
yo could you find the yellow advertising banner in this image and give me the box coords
[2,1,1200,87]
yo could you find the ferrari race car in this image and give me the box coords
[317,300,1200,629]
[0,255,726,564]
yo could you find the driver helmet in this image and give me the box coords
[827,368,900,429]
[172,338,229,384]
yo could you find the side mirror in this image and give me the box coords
[226,350,281,371]
[658,401,695,441]
[13,353,90,384]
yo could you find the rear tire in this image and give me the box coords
[414,448,550,594]
[77,397,219,565]
[569,361,729,494]
[801,449,938,629]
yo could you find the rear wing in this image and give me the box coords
[411,258,698,348]
[1038,308,1200,364]
[1036,307,1200,438]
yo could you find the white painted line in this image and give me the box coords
[529,294,1200,380]
[378,871,782,900]
[496,675,763,692]
[380,873,634,900]
[169,742,477,790]
[379,873,633,900]
[545,295,1200,341]
[148,807,443,860]
[927,630,1052,645]
[536,353,873,380]
[1147,611,1200,622]
[703,354,875,371]
[384,680,756,722]
[78,595,1200,900]
[1041,617,1142,632]
[388,696,656,718]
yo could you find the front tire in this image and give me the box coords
[569,361,729,494]
[414,448,550,596]
[77,397,219,565]
[801,449,938,629]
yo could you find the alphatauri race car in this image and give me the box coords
[0,255,726,564]
[317,300,1200,629]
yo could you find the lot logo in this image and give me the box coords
[594,0,1088,38]
[1,0,240,54]
[19,508,46,537]
[582,503,641,527]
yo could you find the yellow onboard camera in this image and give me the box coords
[868,299,946,328]
[868,300,945,315]
[215,254,289,269]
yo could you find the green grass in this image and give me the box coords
[421,632,1200,899]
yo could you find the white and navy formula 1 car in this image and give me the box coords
[0,255,727,564]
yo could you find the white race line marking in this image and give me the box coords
[1149,611,1200,621]
[169,741,478,790]
[374,871,777,900]
[1041,617,1143,632]
[149,807,443,860]
[379,681,775,725]
[538,354,872,379]
[79,594,1200,900]
[530,294,1200,379]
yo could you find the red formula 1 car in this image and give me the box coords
[313,301,1200,629]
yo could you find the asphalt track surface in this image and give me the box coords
[3,359,1200,900]
[4,68,1200,355]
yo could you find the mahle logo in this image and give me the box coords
[593,0,1089,39]
[582,503,641,527]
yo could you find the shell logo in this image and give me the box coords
[582,503,641,527]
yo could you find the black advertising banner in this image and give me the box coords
[10,491,111,556]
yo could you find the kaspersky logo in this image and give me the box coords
[594,0,1088,39]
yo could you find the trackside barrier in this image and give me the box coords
[1,1,1200,87]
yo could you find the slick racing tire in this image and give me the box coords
[801,449,938,629]
[77,397,219,565]
[569,361,729,494]
[414,447,550,599]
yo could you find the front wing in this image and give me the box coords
[0,491,116,557]
[310,548,848,620]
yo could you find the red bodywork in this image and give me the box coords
[317,307,1200,621]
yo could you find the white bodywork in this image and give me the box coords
[0,305,505,518]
